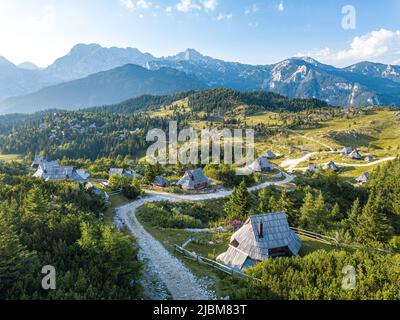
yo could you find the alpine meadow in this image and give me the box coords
[0,0,400,311]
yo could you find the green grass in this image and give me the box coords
[185,233,231,260]
[298,236,338,256]
[0,154,22,162]
[137,206,347,298]
[104,193,131,223]
[296,110,400,157]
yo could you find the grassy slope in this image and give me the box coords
[146,100,399,180]
[296,110,400,156]
[248,109,399,179]
[0,154,22,162]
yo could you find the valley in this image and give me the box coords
[1,88,399,301]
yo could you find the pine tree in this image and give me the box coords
[277,192,294,216]
[224,181,253,220]
[355,192,394,246]
[330,203,341,221]
[300,191,315,228]
[268,195,278,212]
[24,185,47,216]
[144,162,157,184]
[0,213,38,299]
[257,188,270,213]
[344,198,361,239]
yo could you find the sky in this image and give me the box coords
[0,0,399,68]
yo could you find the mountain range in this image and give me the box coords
[1,43,400,114]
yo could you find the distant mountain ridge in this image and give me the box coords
[0,65,205,114]
[0,43,400,113]
[44,43,157,82]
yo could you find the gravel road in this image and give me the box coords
[117,172,295,300]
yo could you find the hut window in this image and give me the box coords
[231,239,239,248]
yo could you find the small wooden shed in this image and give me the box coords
[217,213,302,271]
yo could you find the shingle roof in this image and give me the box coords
[341,147,353,155]
[153,176,168,187]
[248,157,273,172]
[323,160,339,171]
[31,156,45,168]
[263,150,277,159]
[33,160,85,183]
[348,150,362,159]
[76,169,90,180]
[218,212,301,270]
[177,168,210,190]
[109,168,136,178]
[109,168,124,177]
[356,172,370,183]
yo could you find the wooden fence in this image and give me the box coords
[174,244,262,282]
[290,227,339,246]
[107,188,122,196]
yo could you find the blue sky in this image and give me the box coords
[0,0,399,67]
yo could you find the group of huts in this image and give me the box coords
[341,147,374,162]
[31,157,109,196]
[307,160,340,173]
[31,157,90,183]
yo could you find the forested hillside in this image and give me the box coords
[187,89,331,115]
[0,89,334,160]
[0,167,143,299]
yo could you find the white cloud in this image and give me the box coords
[245,4,258,15]
[120,0,153,11]
[217,13,232,21]
[276,1,284,12]
[298,28,400,66]
[248,22,259,28]
[120,0,135,10]
[203,0,218,11]
[176,0,201,12]
[137,0,152,9]
[175,0,218,13]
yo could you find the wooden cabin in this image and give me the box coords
[217,213,302,271]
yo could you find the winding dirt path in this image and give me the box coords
[287,130,335,152]
[293,156,396,172]
[117,172,295,300]
[336,157,396,167]
[280,152,318,172]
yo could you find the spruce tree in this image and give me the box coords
[330,203,341,221]
[300,191,315,228]
[24,186,47,216]
[344,198,361,239]
[257,188,270,213]
[224,181,252,220]
[356,192,394,246]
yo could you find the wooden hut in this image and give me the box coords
[177,168,210,190]
[217,213,301,271]
[248,157,273,173]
